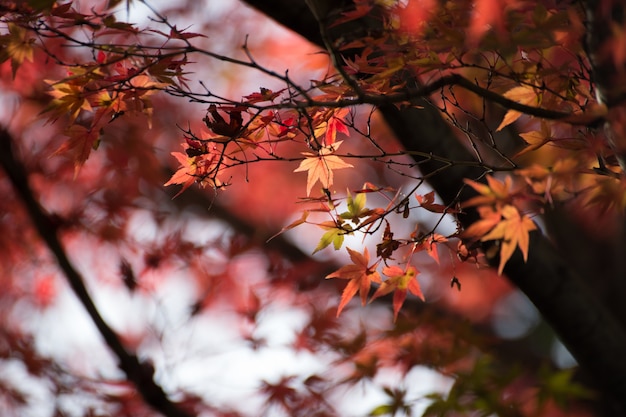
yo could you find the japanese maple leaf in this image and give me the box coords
[480,205,537,275]
[416,191,458,213]
[326,247,381,317]
[243,87,283,104]
[516,121,553,156]
[496,85,541,131]
[413,233,448,264]
[53,125,99,178]
[165,148,221,197]
[164,151,198,196]
[516,158,579,204]
[46,80,93,123]
[370,265,423,321]
[460,205,503,242]
[325,108,350,145]
[6,23,34,76]
[294,140,353,196]
[462,175,515,208]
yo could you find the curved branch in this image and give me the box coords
[171,70,601,126]
[308,74,588,122]
[0,129,194,417]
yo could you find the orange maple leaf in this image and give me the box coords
[516,158,579,204]
[413,233,448,264]
[326,247,381,317]
[496,85,541,131]
[462,175,515,208]
[165,148,221,197]
[294,140,353,196]
[164,151,198,196]
[516,121,553,156]
[460,205,503,242]
[480,205,537,275]
[370,265,423,322]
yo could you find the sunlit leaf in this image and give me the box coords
[496,85,541,131]
[462,175,515,208]
[370,265,423,321]
[313,224,348,254]
[294,141,354,196]
[479,205,537,274]
[326,247,381,316]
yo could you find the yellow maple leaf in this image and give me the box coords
[5,23,34,76]
[294,140,353,196]
[516,121,552,156]
[496,85,541,131]
[46,81,93,122]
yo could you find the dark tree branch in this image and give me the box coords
[0,128,194,417]
[203,73,596,123]
[242,0,626,412]
[584,0,626,171]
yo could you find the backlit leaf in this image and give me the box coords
[370,265,423,321]
[462,175,515,208]
[479,205,537,274]
[496,85,541,131]
[326,247,381,316]
[313,225,348,254]
[294,141,354,196]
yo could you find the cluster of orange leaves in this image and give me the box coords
[460,176,536,275]
[326,247,423,321]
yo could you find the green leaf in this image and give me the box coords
[348,190,365,216]
[313,228,343,254]
[369,404,393,416]
[339,190,369,224]
[313,223,352,254]
[538,367,595,407]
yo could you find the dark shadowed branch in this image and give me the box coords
[0,128,194,417]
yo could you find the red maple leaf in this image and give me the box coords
[370,265,423,321]
[326,247,381,317]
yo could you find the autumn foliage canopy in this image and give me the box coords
[1,0,626,416]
